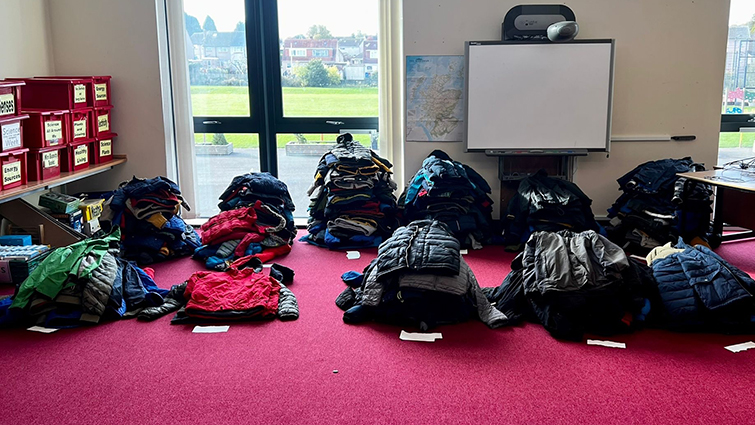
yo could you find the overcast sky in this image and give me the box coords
[730,0,755,26]
[183,0,378,38]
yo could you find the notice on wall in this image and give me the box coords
[94,83,107,101]
[43,151,59,168]
[2,161,21,185]
[99,139,112,157]
[74,84,87,104]
[44,120,63,144]
[1,122,21,150]
[73,119,87,139]
[98,114,109,132]
[74,144,88,166]
[0,260,10,283]
[0,93,15,116]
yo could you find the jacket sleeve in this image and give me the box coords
[466,265,509,328]
[276,283,299,321]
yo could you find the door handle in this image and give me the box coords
[202,120,222,125]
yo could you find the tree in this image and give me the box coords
[203,15,217,32]
[327,66,341,86]
[211,133,228,145]
[306,24,332,40]
[295,59,331,87]
[185,13,202,35]
[235,21,245,32]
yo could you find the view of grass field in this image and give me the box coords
[191,86,378,148]
[720,132,755,149]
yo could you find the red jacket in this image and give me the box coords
[200,206,261,246]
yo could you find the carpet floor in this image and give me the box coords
[1,233,755,424]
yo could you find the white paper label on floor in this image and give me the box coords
[587,339,626,349]
[725,341,755,353]
[192,325,229,333]
[399,330,443,342]
[346,251,360,260]
[460,249,468,255]
[28,326,59,333]
[262,264,273,268]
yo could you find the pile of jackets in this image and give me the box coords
[399,150,495,249]
[606,158,713,254]
[502,169,601,250]
[101,176,200,265]
[648,239,755,332]
[0,230,169,328]
[194,173,296,269]
[336,220,507,331]
[485,230,657,341]
[304,133,399,249]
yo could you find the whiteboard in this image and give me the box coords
[464,40,614,152]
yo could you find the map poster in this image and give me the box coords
[405,55,465,142]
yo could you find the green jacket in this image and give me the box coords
[11,229,121,310]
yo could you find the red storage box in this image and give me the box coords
[0,114,28,152]
[63,140,93,173]
[93,105,113,137]
[0,148,28,190]
[0,80,24,117]
[7,78,93,110]
[94,133,117,164]
[22,109,68,148]
[38,76,111,107]
[68,108,93,143]
[27,146,63,181]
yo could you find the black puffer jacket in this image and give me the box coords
[375,220,460,279]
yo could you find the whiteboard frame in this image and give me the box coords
[464,39,615,153]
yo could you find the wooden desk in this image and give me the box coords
[0,155,127,246]
[677,169,755,246]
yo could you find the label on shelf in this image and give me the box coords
[43,150,58,168]
[73,119,87,139]
[99,139,112,157]
[0,94,15,116]
[74,144,88,166]
[95,84,107,101]
[1,122,21,150]
[98,114,109,132]
[2,160,22,185]
[44,120,63,144]
[74,84,87,104]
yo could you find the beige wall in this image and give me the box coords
[403,0,730,217]
[0,0,54,78]
[46,0,171,192]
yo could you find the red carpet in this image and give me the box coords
[1,233,755,424]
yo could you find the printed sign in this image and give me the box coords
[44,120,63,143]
[43,151,58,168]
[0,93,15,116]
[2,161,22,185]
[0,260,10,283]
[1,122,21,150]
[74,84,87,104]
[98,114,109,132]
[74,144,88,166]
[95,83,108,101]
[99,139,112,157]
[73,119,87,139]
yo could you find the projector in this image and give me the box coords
[547,21,579,42]
[502,4,576,41]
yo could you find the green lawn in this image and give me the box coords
[191,86,378,148]
[720,132,755,149]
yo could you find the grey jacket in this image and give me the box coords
[81,251,119,323]
[375,220,460,279]
[361,256,508,328]
[522,230,629,296]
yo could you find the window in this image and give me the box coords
[181,0,379,218]
[720,0,755,165]
[368,50,378,59]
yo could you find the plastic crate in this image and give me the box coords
[22,109,68,148]
[93,105,113,137]
[0,148,28,190]
[27,145,64,181]
[0,80,24,117]
[68,108,93,143]
[7,78,93,110]
[63,140,93,173]
[0,114,28,152]
[93,133,116,164]
[38,76,111,107]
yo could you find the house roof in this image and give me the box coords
[337,38,363,48]
[364,40,378,50]
[284,38,338,49]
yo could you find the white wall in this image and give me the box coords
[46,0,172,192]
[0,0,54,78]
[403,0,730,216]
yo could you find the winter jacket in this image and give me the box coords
[218,172,295,213]
[80,252,119,323]
[651,239,755,331]
[375,220,460,279]
[617,157,696,195]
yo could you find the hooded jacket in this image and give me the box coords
[375,219,460,279]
